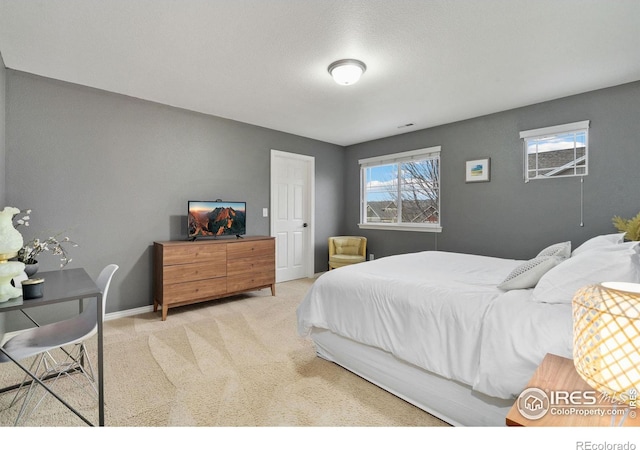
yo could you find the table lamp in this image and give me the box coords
[0,206,26,302]
[573,281,640,418]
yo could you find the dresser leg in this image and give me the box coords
[270,284,276,296]
[162,304,168,321]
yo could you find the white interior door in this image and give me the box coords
[270,150,314,282]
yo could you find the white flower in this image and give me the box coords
[12,209,31,228]
[12,208,78,267]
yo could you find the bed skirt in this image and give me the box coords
[309,327,513,427]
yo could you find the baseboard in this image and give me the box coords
[105,305,155,321]
[2,276,319,344]
[0,305,156,345]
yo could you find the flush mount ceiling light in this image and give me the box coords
[328,59,367,85]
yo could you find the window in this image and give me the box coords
[519,121,589,182]
[359,146,441,232]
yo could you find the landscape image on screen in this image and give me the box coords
[188,201,246,238]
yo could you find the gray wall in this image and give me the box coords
[345,81,640,260]
[0,53,5,337]
[0,52,6,206]
[4,70,344,327]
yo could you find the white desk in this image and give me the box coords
[0,268,105,426]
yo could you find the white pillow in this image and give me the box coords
[498,256,563,291]
[532,241,640,304]
[571,233,625,256]
[537,241,571,259]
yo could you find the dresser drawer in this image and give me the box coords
[162,243,226,266]
[226,239,274,259]
[227,254,274,277]
[163,262,226,284]
[227,272,274,293]
[163,278,227,305]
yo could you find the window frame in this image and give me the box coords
[519,120,590,182]
[358,146,442,233]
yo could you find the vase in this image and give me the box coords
[0,207,25,302]
[24,261,39,277]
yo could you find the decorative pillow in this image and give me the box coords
[536,241,571,259]
[571,233,625,256]
[497,256,563,291]
[532,241,640,304]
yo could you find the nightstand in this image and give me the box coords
[506,353,639,426]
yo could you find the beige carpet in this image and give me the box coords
[0,277,448,427]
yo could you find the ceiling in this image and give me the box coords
[1,1,639,147]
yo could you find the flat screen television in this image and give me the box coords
[188,200,246,240]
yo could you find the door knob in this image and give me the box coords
[303,223,308,227]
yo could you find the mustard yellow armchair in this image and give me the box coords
[328,236,367,270]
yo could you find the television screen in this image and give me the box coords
[188,200,246,239]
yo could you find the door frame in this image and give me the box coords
[270,149,315,281]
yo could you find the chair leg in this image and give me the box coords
[7,352,48,412]
[12,342,98,425]
[13,351,58,425]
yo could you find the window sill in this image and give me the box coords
[358,223,442,233]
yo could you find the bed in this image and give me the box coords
[296,233,640,426]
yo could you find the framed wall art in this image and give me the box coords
[465,158,491,183]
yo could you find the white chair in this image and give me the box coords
[0,264,118,425]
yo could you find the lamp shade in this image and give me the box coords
[572,282,640,404]
[328,59,366,85]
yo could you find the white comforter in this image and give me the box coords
[296,251,573,399]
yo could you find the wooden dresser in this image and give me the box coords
[153,236,275,320]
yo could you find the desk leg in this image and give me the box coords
[97,292,104,426]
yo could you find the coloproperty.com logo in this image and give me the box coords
[515,387,637,421]
[516,388,550,420]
